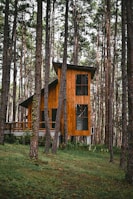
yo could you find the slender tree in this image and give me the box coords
[72,0,79,65]
[0,0,9,144]
[112,0,118,145]
[125,0,133,184]
[0,0,18,144]
[52,0,69,153]
[29,0,42,159]
[120,0,127,170]
[12,0,18,122]
[51,0,56,63]
[104,0,113,162]
[44,0,51,154]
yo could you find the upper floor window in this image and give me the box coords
[76,74,88,95]
[76,104,88,130]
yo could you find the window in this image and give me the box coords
[52,109,57,128]
[76,74,88,95]
[76,104,88,130]
[41,111,45,128]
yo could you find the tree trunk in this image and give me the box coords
[13,0,18,122]
[105,0,113,161]
[29,0,42,159]
[125,0,133,184]
[120,0,127,170]
[52,0,69,153]
[51,0,56,63]
[44,0,51,154]
[0,0,9,144]
[0,0,19,144]
[104,5,109,147]
[72,0,79,65]
[112,0,118,147]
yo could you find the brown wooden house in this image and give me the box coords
[19,62,96,141]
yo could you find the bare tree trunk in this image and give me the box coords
[100,22,106,144]
[112,0,118,146]
[18,21,26,123]
[125,0,133,184]
[63,73,68,145]
[71,0,79,143]
[29,0,42,159]
[13,40,17,122]
[105,0,113,162]
[0,0,18,144]
[13,0,18,122]
[120,0,127,170]
[104,6,109,147]
[0,0,9,144]
[52,0,69,153]
[51,0,56,63]
[72,0,79,65]
[44,0,51,154]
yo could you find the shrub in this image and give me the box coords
[4,134,16,144]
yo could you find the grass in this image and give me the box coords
[0,144,133,199]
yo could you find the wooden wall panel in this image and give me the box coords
[28,103,32,128]
[27,64,92,137]
[65,68,92,136]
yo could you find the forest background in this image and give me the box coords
[0,0,133,184]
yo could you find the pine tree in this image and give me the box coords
[29,0,42,159]
[52,0,69,153]
[125,0,133,184]
[44,0,51,154]
[120,0,127,170]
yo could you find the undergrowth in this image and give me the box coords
[0,144,132,199]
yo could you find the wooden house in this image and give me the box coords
[19,62,96,142]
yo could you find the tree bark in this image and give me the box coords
[120,0,127,170]
[29,0,42,159]
[0,0,18,144]
[44,0,51,154]
[12,0,18,122]
[0,0,9,144]
[125,0,133,184]
[104,0,113,161]
[52,0,69,153]
[72,0,79,65]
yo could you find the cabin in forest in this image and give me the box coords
[18,62,96,143]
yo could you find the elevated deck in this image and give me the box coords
[4,122,57,137]
[4,122,60,146]
[4,122,92,144]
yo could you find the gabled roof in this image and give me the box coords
[53,62,96,79]
[20,78,58,108]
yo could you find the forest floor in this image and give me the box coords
[0,143,133,199]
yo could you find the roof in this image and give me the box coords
[20,62,96,108]
[20,78,58,108]
[53,62,96,79]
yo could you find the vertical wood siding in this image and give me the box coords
[27,65,92,136]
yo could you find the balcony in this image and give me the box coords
[4,121,56,137]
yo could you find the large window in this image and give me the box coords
[76,104,88,130]
[76,74,88,95]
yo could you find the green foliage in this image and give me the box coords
[4,134,16,144]
[4,133,46,146]
[61,142,121,155]
[0,144,132,199]
[21,132,31,145]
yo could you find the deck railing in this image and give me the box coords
[5,121,56,132]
